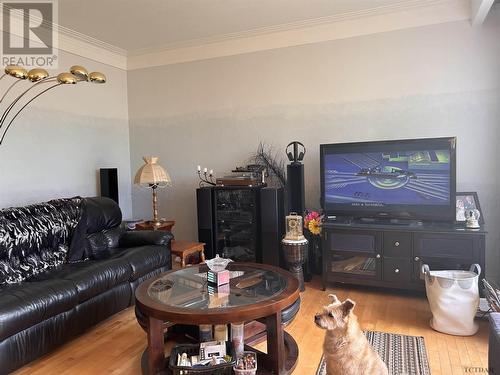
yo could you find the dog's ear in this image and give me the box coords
[342,299,355,317]
[328,294,340,304]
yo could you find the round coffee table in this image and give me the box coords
[135,262,300,375]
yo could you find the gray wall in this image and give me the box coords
[0,50,132,218]
[128,14,500,278]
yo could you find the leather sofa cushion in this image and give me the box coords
[0,309,76,375]
[0,279,78,340]
[84,197,122,234]
[104,227,124,249]
[29,258,132,303]
[86,227,126,260]
[110,245,170,281]
[86,232,109,259]
[119,230,173,248]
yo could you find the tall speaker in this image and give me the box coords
[196,187,215,259]
[260,187,285,267]
[286,163,305,214]
[99,168,119,204]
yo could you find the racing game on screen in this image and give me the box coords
[324,150,451,207]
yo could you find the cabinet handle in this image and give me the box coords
[394,241,400,247]
[394,268,400,274]
[414,256,420,262]
[376,254,381,259]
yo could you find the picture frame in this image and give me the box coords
[455,192,484,224]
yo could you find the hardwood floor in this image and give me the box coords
[14,276,489,375]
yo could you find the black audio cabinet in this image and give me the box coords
[321,221,486,292]
[196,186,284,266]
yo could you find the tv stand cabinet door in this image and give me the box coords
[411,256,481,284]
[412,232,485,283]
[327,229,381,254]
[323,229,382,282]
[414,233,476,260]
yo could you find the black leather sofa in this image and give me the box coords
[0,197,172,374]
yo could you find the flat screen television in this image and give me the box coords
[320,137,456,222]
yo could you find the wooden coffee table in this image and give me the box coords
[135,263,300,375]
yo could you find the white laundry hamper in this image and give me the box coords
[421,264,481,336]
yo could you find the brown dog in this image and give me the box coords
[314,294,388,375]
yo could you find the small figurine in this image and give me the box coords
[466,209,481,229]
[235,352,257,370]
[179,352,189,366]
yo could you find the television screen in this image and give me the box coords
[320,137,456,221]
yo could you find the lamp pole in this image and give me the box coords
[150,183,161,228]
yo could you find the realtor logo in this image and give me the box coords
[1,0,58,68]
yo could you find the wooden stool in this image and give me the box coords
[171,241,206,268]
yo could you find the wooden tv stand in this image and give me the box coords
[321,221,486,292]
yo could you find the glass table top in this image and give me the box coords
[147,264,288,310]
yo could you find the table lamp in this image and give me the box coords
[134,156,172,228]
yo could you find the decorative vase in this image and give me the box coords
[282,238,308,292]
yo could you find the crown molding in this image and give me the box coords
[57,25,127,70]
[1,0,473,71]
[129,0,456,55]
[127,0,470,70]
[0,5,127,70]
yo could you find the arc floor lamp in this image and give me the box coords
[0,64,106,146]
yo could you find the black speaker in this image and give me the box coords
[100,168,119,204]
[260,187,285,267]
[196,187,215,258]
[286,163,305,214]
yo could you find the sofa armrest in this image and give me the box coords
[489,312,500,374]
[119,230,173,248]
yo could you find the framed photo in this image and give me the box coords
[456,192,484,224]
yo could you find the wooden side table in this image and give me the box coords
[171,241,206,268]
[133,221,205,268]
[134,220,175,232]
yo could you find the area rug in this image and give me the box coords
[315,331,431,375]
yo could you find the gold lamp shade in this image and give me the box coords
[57,73,78,84]
[70,65,89,81]
[134,156,171,187]
[89,72,106,84]
[5,65,27,79]
[27,68,49,82]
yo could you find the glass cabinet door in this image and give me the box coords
[214,188,258,262]
[325,230,382,281]
[330,254,378,277]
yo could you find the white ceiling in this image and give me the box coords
[58,0,417,52]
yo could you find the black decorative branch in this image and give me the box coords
[251,142,286,187]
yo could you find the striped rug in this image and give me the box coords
[316,331,431,375]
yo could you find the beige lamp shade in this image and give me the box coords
[134,156,172,187]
